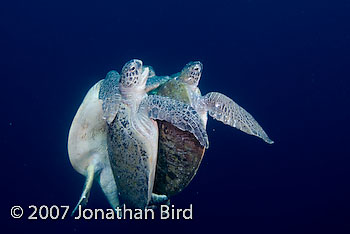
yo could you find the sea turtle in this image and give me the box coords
[100,59,208,209]
[67,73,120,215]
[68,66,174,213]
[149,61,274,197]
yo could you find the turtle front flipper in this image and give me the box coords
[99,70,122,124]
[140,95,209,148]
[203,92,274,144]
[71,164,95,216]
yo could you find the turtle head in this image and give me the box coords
[179,61,203,87]
[120,59,149,90]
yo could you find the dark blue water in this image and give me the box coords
[3,0,350,233]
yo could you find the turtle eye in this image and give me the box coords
[130,66,136,72]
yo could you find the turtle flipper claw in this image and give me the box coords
[203,92,273,144]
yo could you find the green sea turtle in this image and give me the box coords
[149,61,274,196]
[68,66,174,213]
[100,59,208,209]
[67,73,120,215]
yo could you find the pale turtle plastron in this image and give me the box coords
[150,61,274,197]
[67,72,120,215]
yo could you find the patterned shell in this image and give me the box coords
[152,79,206,196]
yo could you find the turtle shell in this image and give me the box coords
[107,103,159,209]
[152,79,206,196]
[154,120,205,196]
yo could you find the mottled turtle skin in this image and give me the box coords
[101,59,209,209]
[151,61,274,197]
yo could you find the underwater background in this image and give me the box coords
[2,0,350,233]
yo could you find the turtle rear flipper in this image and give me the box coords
[203,92,274,144]
[147,194,170,210]
[140,95,209,148]
[71,164,120,216]
[97,165,120,210]
[71,164,95,216]
[149,193,169,205]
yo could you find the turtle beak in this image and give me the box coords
[140,66,150,86]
